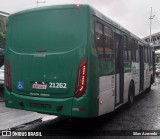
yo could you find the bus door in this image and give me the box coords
[114,33,124,106]
[139,45,144,91]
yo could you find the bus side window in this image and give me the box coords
[147,47,149,62]
[149,48,152,64]
[151,49,153,64]
[149,48,151,64]
[146,47,148,62]
[131,39,138,62]
[144,47,148,63]
[128,38,132,62]
[95,22,104,59]
[130,39,134,61]
[135,41,139,62]
[123,36,129,61]
[104,26,113,60]
[144,47,146,63]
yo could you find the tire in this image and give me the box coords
[128,82,135,107]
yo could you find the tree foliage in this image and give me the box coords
[0,15,7,48]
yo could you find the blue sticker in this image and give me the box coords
[17,81,24,90]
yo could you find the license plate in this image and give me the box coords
[32,84,47,90]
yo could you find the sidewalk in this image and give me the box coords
[0,89,48,130]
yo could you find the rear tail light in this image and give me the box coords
[75,58,88,98]
[5,60,12,92]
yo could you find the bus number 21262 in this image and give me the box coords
[49,82,67,89]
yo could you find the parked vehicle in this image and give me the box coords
[0,48,4,67]
[0,65,4,88]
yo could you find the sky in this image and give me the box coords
[0,0,160,38]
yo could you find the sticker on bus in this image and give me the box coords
[32,83,47,90]
[17,81,24,90]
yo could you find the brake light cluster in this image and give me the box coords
[5,60,12,92]
[75,58,88,98]
[75,4,81,7]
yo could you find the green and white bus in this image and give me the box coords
[5,4,154,118]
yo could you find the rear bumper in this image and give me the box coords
[4,89,95,118]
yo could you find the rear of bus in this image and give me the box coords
[5,5,97,118]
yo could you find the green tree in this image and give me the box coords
[0,15,7,48]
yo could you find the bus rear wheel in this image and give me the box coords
[128,82,135,107]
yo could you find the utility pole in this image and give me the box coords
[36,0,46,8]
[149,7,155,46]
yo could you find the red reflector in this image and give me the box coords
[5,60,12,92]
[75,4,81,7]
[75,58,88,98]
[36,49,46,52]
[79,108,87,111]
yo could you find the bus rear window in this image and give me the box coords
[10,8,85,52]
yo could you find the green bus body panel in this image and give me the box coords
[7,6,89,98]
[5,5,99,117]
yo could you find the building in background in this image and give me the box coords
[143,32,160,48]
[143,32,160,63]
